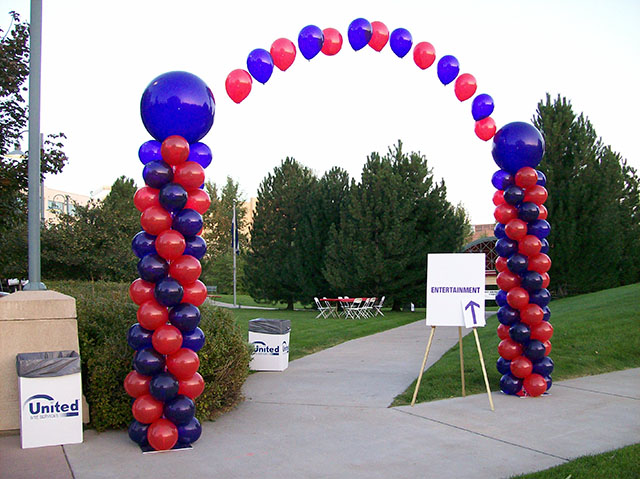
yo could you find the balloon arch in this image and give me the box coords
[125,18,553,451]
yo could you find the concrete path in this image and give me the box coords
[2,320,639,478]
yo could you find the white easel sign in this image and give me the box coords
[426,253,486,328]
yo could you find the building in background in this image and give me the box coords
[42,187,90,222]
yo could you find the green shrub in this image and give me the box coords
[48,280,252,432]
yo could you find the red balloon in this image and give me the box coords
[496,271,521,291]
[494,203,518,224]
[544,340,552,356]
[524,185,548,205]
[530,321,553,342]
[147,418,178,451]
[166,348,200,380]
[510,355,533,378]
[132,394,163,424]
[523,373,547,397]
[538,204,548,220]
[498,338,523,360]
[170,255,202,285]
[515,167,538,188]
[413,41,435,69]
[140,206,172,236]
[152,324,183,355]
[475,117,496,141]
[369,21,390,52]
[225,69,252,104]
[520,303,544,326]
[182,280,207,306]
[185,189,211,215]
[492,190,505,206]
[174,161,205,191]
[155,230,186,261]
[270,38,296,71]
[507,287,529,310]
[129,279,155,305]
[454,73,477,102]
[505,219,528,241]
[497,323,510,340]
[161,135,190,166]
[529,253,551,274]
[134,187,160,212]
[495,256,508,273]
[178,372,205,399]
[321,28,343,56]
[518,235,542,257]
[541,272,550,289]
[124,370,151,398]
[137,300,169,330]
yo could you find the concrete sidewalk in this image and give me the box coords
[2,320,639,478]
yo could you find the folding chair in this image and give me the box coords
[314,297,332,319]
[373,296,386,316]
[360,297,376,318]
[343,298,363,319]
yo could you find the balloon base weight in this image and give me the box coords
[140,443,193,454]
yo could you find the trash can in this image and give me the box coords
[16,350,83,448]
[248,319,291,371]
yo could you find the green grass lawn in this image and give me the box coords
[393,283,640,406]
[511,443,640,479]
[213,293,310,310]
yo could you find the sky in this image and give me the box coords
[4,0,640,224]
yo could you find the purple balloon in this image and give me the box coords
[492,122,546,174]
[389,28,412,58]
[347,18,372,51]
[149,372,179,402]
[138,140,162,165]
[496,357,511,375]
[132,231,156,258]
[184,235,207,260]
[496,238,518,257]
[169,303,201,333]
[133,348,165,376]
[247,48,274,84]
[127,323,153,350]
[437,55,459,85]
[154,277,184,307]
[298,25,324,60]
[472,94,494,121]
[177,417,202,445]
[188,143,212,169]
[159,183,188,212]
[500,373,523,395]
[491,170,514,190]
[142,160,174,189]
[173,209,203,237]
[181,327,205,352]
[137,254,169,283]
[494,223,507,239]
[536,169,547,187]
[128,420,149,445]
[528,219,551,239]
[164,395,195,425]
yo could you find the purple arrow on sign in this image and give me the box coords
[465,300,480,325]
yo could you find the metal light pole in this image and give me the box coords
[23,0,45,290]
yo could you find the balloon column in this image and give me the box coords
[492,122,554,397]
[126,71,214,451]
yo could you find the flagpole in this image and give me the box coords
[233,203,237,308]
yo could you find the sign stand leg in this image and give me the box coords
[458,327,466,397]
[472,328,494,411]
[411,326,436,407]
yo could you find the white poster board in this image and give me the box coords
[426,253,486,328]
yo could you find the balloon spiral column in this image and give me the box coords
[125,71,215,451]
[492,123,554,397]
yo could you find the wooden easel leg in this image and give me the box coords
[411,326,436,407]
[472,328,495,411]
[458,327,466,397]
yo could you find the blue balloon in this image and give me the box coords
[472,94,494,121]
[298,25,324,60]
[127,323,153,350]
[437,55,459,85]
[177,417,202,445]
[500,373,523,395]
[155,278,184,307]
[509,322,531,344]
[492,122,545,174]
[542,306,551,321]
[247,48,274,84]
[503,185,524,205]
[497,305,520,326]
[132,231,156,258]
[137,254,169,283]
[530,288,551,308]
[540,238,550,254]
[159,183,188,212]
[491,170,514,190]
[496,357,511,375]
[518,202,540,222]
[496,238,517,257]
[495,289,508,307]
[347,18,372,51]
[544,375,552,391]
[143,160,174,189]
[140,71,215,144]
[389,28,412,58]
[164,395,195,425]
[133,348,165,376]
[507,253,528,273]
[188,143,212,169]
[184,235,207,260]
[169,303,201,332]
[181,327,205,352]
[524,339,546,361]
[128,420,149,445]
[138,140,162,165]
[532,357,554,377]
[494,223,506,240]
[521,271,544,292]
[149,372,179,402]
[536,169,547,187]
[528,219,551,239]
[173,209,203,237]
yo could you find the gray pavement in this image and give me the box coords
[2,319,639,478]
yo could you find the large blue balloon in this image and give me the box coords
[437,55,459,85]
[173,209,203,237]
[347,18,372,51]
[298,25,324,60]
[472,94,494,121]
[389,28,412,58]
[155,278,184,307]
[492,122,545,174]
[138,140,162,165]
[143,161,174,189]
[149,372,179,402]
[137,254,169,283]
[184,235,207,260]
[159,183,188,212]
[500,373,523,395]
[133,348,165,376]
[128,420,149,445]
[132,231,156,258]
[188,142,212,169]
[140,71,215,144]
[169,303,201,332]
[181,327,205,352]
[177,417,202,445]
[164,395,195,425]
[247,48,274,84]
[491,170,514,190]
[127,323,154,350]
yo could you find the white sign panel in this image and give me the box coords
[426,253,486,328]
